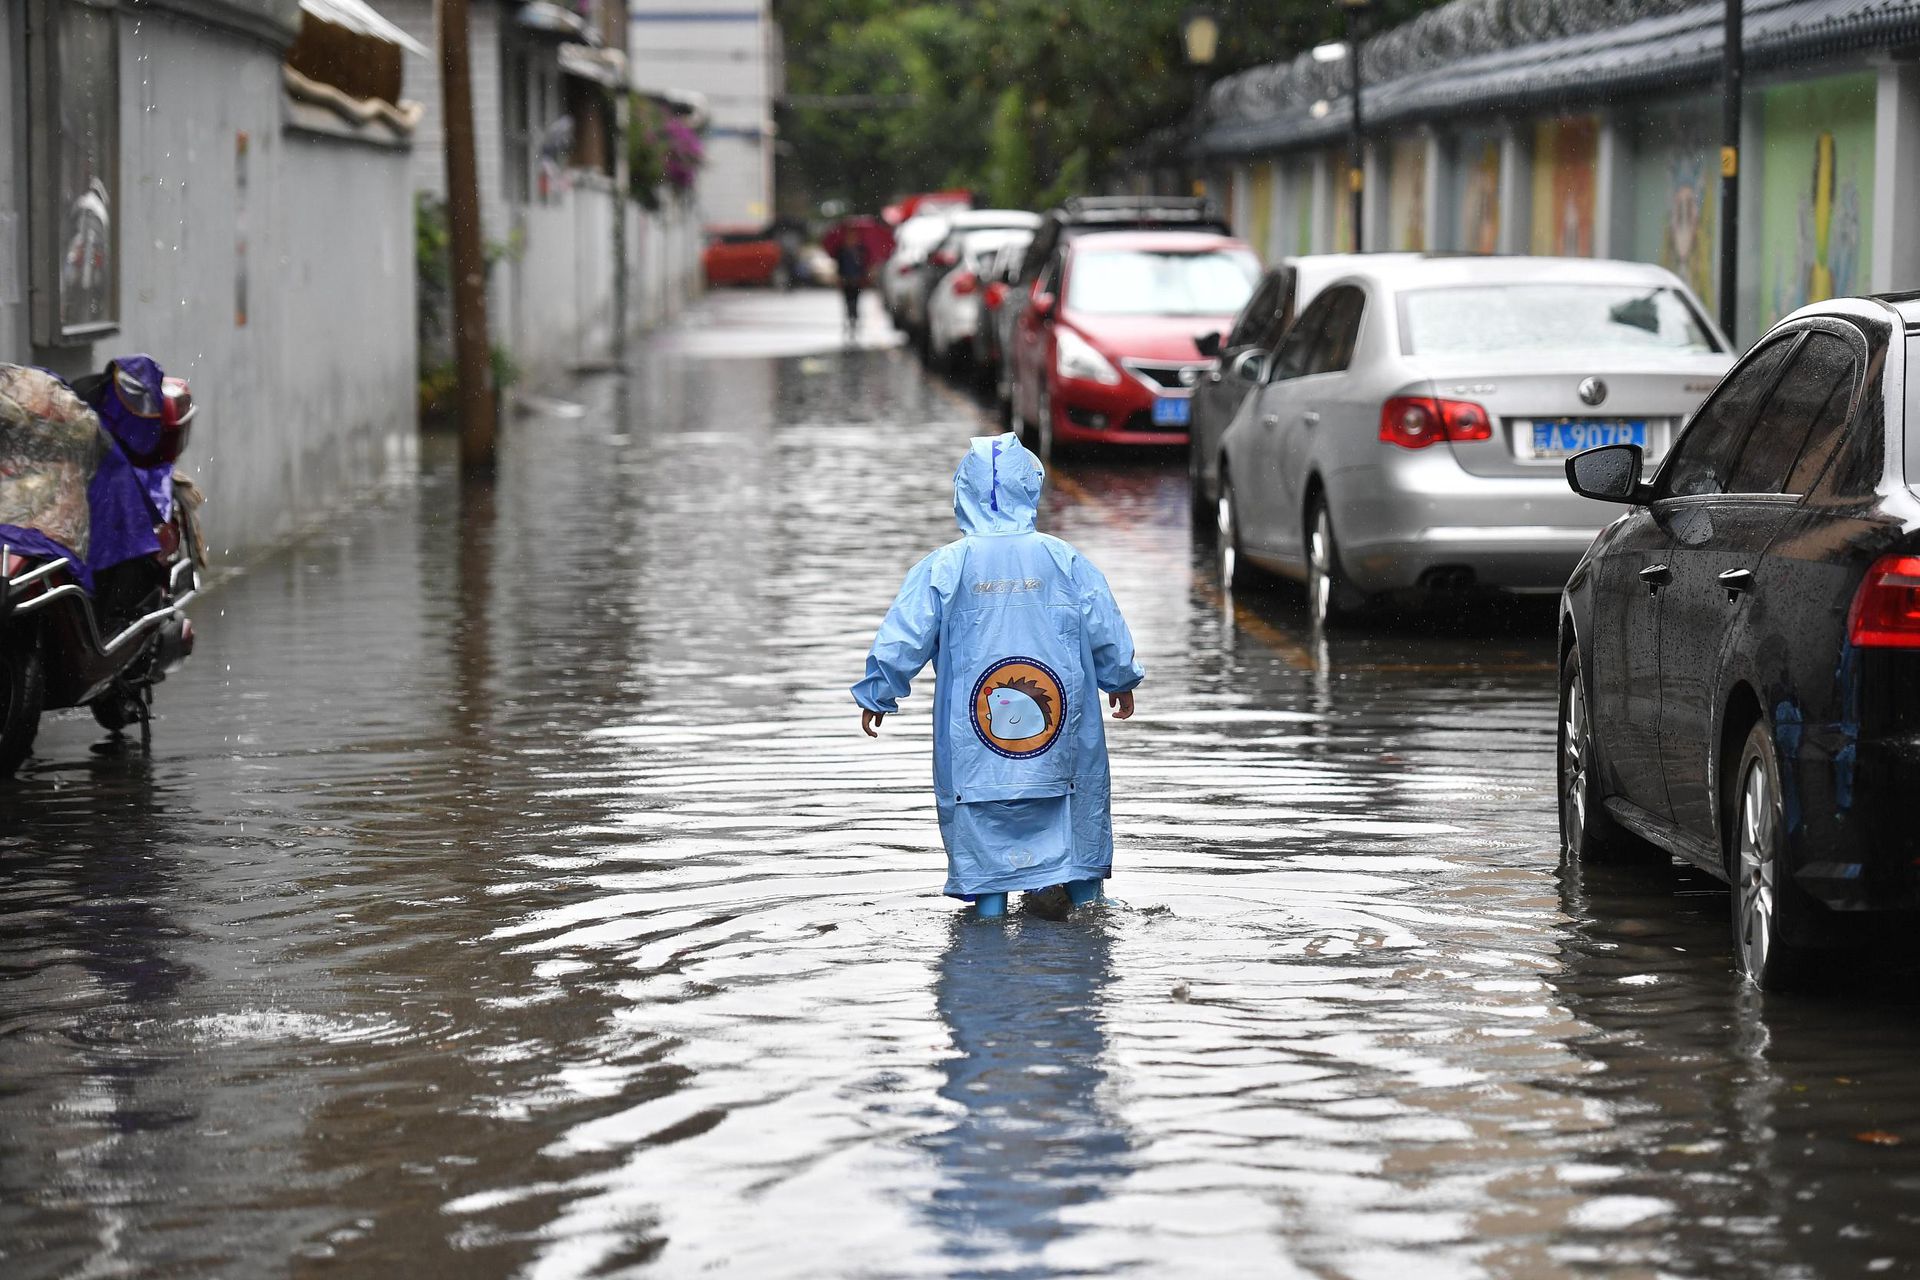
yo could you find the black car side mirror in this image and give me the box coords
[1566,444,1649,505]
[1194,331,1222,358]
[1229,349,1268,384]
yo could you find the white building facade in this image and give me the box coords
[628,0,779,228]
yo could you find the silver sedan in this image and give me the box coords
[1213,255,1733,625]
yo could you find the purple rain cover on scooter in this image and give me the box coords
[81,355,173,577]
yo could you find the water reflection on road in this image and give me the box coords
[4,290,1919,1278]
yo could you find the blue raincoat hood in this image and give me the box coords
[954,432,1042,536]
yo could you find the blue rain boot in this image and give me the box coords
[1066,878,1102,908]
[974,892,1009,919]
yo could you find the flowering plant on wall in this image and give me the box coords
[661,117,703,194]
[628,97,704,209]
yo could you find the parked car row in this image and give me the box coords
[889,196,1262,466]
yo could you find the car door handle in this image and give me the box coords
[1302,410,1321,427]
[1639,563,1672,594]
[1718,567,1755,600]
[1261,413,1281,429]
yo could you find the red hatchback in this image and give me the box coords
[1008,230,1260,460]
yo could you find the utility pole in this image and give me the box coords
[439,0,497,473]
[1344,0,1368,252]
[1719,0,1742,344]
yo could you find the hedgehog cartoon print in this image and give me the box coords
[851,432,1144,918]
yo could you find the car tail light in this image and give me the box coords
[1379,396,1494,449]
[984,281,1007,309]
[952,271,978,296]
[896,262,915,276]
[1848,555,1920,648]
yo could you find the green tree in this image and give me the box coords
[984,87,1032,210]
[772,0,1446,215]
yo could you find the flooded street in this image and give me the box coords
[7,290,1920,1279]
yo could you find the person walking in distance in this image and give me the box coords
[852,433,1144,918]
[835,232,870,338]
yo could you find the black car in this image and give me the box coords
[1558,293,1920,989]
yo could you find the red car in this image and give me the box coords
[702,225,788,288]
[1007,230,1260,461]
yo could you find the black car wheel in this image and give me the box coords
[1188,438,1214,533]
[1731,720,1814,990]
[1558,647,1626,862]
[1035,385,1056,465]
[1307,500,1364,628]
[1217,473,1253,593]
[0,637,45,778]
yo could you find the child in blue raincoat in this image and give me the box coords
[852,432,1144,917]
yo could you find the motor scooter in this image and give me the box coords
[0,358,202,775]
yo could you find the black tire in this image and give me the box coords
[1306,498,1365,628]
[1558,646,1629,863]
[1188,437,1214,533]
[1034,383,1057,465]
[1216,471,1255,593]
[1730,719,1816,991]
[0,637,45,778]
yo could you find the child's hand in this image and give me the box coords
[861,709,885,737]
[1108,691,1134,720]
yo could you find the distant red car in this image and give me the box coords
[703,225,788,288]
[881,189,973,227]
[1007,229,1260,460]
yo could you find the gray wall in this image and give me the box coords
[1,0,26,362]
[2,0,418,567]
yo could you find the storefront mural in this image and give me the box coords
[1759,73,1874,333]
[1530,115,1598,257]
[1454,133,1501,254]
[1330,152,1356,253]
[1280,155,1313,257]
[1388,136,1425,250]
[1248,162,1275,262]
[1629,98,1718,314]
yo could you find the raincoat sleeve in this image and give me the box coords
[851,551,945,715]
[1077,558,1144,694]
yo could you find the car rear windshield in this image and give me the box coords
[1068,250,1259,317]
[1399,284,1719,357]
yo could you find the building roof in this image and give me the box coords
[1202,0,1920,158]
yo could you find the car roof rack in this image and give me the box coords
[1016,195,1232,283]
[1057,195,1221,224]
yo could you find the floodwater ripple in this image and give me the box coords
[3,292,1920,1279]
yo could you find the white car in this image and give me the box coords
[927,228,1034,370]
[1213,255,1735,626]
[881,214,954,331]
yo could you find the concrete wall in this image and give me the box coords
[0,0,26,362]
[628,0,777,227]
[1,1,417,565]
[387,0,704,387]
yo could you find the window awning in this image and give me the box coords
[559,44,627,90]
[516,1,590,41]
[297,0,426,57]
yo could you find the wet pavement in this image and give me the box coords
[6,288,1920,1279]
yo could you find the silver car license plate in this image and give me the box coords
[1529,419,1647,459]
